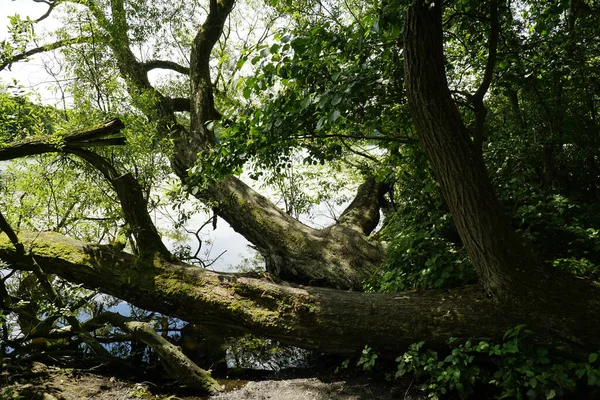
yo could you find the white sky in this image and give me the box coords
[1,0,65,102]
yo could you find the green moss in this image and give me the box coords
[0,232,87,265]
[156,276,189,295]
[226,298,277,325]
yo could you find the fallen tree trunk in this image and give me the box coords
[1,231,598,357]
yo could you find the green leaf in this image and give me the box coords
[529,377,537,388]
[300,96,311,109]
[589,353,599,363]
[235,58,247,71]
[316,116,326,130]
[330,110,341,122]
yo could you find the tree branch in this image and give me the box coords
[65,148,170,257]
[141,60,190,75]
[0,211,24,255]
[0,118,125,161]
[183,0,236,155]
[472,0,499,153]
[333,177,390,236]
[34,0,59,23]
[99,312,220,393]
[0,36,92,72]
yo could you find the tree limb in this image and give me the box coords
[99,312,220,394]
[65,148,169,257]
[0,118,125,161]
[0,230,597,356]
[334,178,389,235]
[471,0,499,153]
[141,60,190,75]
[0,36,92,72]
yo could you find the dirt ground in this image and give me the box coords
[1,361,417,400]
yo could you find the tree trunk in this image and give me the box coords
[403,1,600,355]
[2,231,599,357]
[404,1,547,296]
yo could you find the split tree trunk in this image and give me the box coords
[91,0,387,290]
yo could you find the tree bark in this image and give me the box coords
[1,231,599,357]
[404,1,546,296]
[403,1,600,355]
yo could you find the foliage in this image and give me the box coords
[357,345,378,371]
[0,387,23,400]
[369,147,476,292]
[395,326,600,399]
[189,0,406,189]
[480,0,600,276]
[512,194,600,276]
[0,83,55,142]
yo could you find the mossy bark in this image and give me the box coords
[2,231,599,357]
[202,176,385,290]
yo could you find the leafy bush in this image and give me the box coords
[395,326,600,399]
[357,345,379,371]
[371,148,476,292]
[0,387,23,400]
[512,194,600,273]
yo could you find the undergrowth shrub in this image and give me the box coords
[394,325,600,399]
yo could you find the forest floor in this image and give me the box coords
[1,360,424,400]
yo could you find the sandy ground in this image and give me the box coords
[1,361,417,400]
